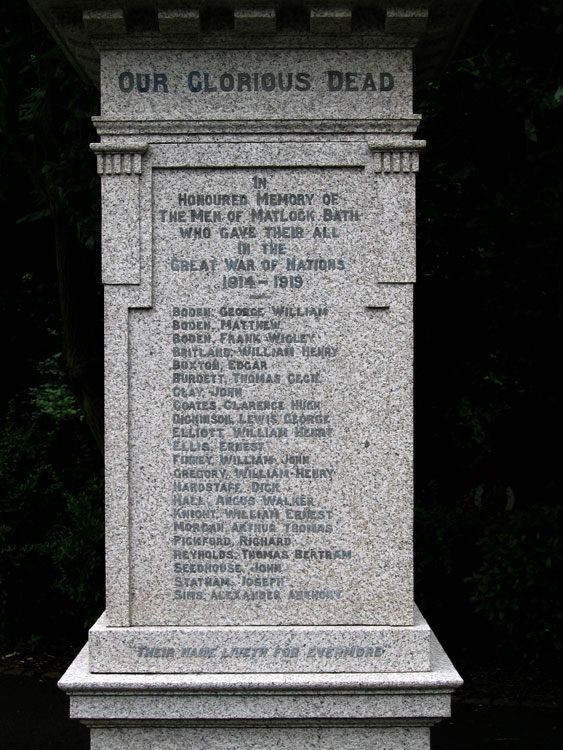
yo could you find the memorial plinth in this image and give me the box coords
[29,1,475,747]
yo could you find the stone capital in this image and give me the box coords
[91,142,148,176]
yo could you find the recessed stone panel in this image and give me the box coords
[122,162,413,629]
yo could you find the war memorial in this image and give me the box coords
[29,1,479,747]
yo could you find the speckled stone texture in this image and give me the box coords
[31,1,465,745]
[60,633,461,750]
[88,608,432,674]
[95,137,421,667]
[90,728,430,750]
[99,49,412,122]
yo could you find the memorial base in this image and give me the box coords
[59,631,461,750]
[88,607,433,674]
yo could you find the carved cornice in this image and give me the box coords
[28,1,481,89]
[92,118,422,137]
[367,139,426,172]
[372,150,419,173]
[90,143,148,287]
[90,142,149,175]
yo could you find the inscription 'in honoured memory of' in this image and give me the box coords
[170,172,352,603]
[128,166,387,626]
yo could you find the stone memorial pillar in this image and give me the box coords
[29,2,475,748]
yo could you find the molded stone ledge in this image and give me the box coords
[92,118,422,137]
[59,632,461,732]
[88,609,432,674]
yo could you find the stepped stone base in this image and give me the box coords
[59,631,461,750]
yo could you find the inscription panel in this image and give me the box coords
[128,165,412,626]
[100,49,412,121]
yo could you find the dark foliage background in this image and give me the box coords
[1,0,562,674]
[0,0,104,648]
[414,0,563,668]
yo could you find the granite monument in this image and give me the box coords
[28,1,477,747]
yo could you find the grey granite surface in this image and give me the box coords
[60,632,459,749]
[28,1,483,92]
[88,609,431,673]
[98,139,418,641]
[61,631,462,703]
[99,49,412,121]
[34,5,465,744]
